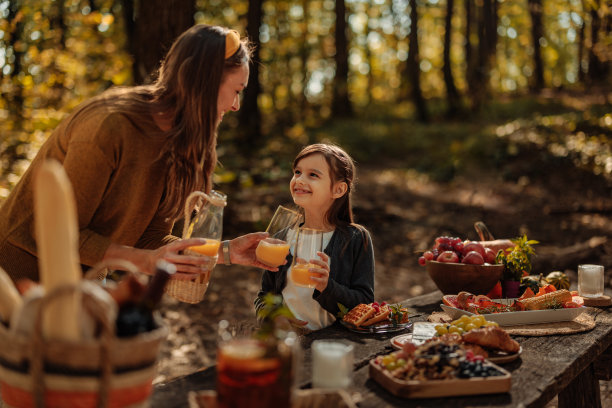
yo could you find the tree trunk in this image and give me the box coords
[471,0,490,111]
[464,0,475,103]
[332,0,353,117]
[408,0,428,122]
[125,0,195,84]
[528,0,545,90]
[578,6,586,83]
[587,0,607,84]
[443,0,461,117]
[299,0,310,120]
[239,0,263,150]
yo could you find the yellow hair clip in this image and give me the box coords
[224,30,241,59]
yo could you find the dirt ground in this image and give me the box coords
[153,159,612,406]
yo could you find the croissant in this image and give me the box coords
[462,326,520,353]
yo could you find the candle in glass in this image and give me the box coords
[311,340,353,389]
[578,264,604,298]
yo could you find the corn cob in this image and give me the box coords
[519,289,572,310]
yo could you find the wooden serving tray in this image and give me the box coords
[369,359,511,398]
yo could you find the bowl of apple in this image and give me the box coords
[419,236,504,295]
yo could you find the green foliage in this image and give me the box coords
[255,293,296,339]
[496,235,539,281]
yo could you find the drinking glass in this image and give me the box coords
[289,228,323,288]
[216,321,298,408]
[311,340,354,389]
[255,205,301,268]
[578,264,604,298]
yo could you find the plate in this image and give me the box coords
[339,319,413,334]
[440,301,586,326]
[391,322,439,348]
[391,329,522,364]
[487,346,522,364]
[369,358,511,398]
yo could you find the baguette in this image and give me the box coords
[519,289,572,310]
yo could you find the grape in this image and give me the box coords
[418,256,426,266]
[423,251,434,261]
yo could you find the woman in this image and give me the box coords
[0,24,271,282]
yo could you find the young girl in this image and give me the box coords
[255,144,375,330]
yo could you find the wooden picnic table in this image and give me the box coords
[151,290,612,407]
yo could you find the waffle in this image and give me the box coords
[362,304,391,326]
[342,303,375,327]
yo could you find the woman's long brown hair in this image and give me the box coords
[66,25,251,221]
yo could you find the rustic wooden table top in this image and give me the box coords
[151,290,612,407]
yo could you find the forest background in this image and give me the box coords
[0,0,611,392]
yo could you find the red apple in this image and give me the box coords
[462,241,486,258]
[437,251,460,263]
[483,247,497,264]
[462,251,485,265]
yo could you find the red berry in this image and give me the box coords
[423,251,434,261]
[372,302,379,307]
[418,256,426,266]
[381,301,387,306]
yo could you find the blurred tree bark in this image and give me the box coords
[577,4,586,83]
[299,0,309,120]
[407,0,428,122]
[239,0,263,150]
[586,0,609,85]
[332,0,353,117]
[529,0,545,90]
[470,0,496,111]
[464,0,475,100]
[443,0,461,117]
[122,0,195,84]
[3,0,26,174]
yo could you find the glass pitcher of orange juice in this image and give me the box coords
[182,190,227,268]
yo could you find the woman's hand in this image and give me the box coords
[227,232,283,271]
[104,238,216,279]
[309,251,330,292]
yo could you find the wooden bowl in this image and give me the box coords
[426,261,504,295]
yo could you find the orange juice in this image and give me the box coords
[255,238,290,267]
[186,239,221,257]
[290,263,318,287]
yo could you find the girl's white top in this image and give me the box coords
[282,230,335,330]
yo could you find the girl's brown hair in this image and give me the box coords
[293,143,369,245]
[66,25,252,220]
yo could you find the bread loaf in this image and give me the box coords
[519,289,572,310]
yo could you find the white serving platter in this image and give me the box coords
[440,298,586,326]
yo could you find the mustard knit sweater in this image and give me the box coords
[0,105,178,282]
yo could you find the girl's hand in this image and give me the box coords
[227,232,282,271]
[309,251,330,292]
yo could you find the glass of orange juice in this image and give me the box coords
[289,228,323,288]
[255,206,300,268]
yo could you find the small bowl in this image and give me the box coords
[426,261,504,295]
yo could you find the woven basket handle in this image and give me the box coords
[31,283,115,408]
[474,221,495,241]
[84,259,142,282]
[182,191,211,239]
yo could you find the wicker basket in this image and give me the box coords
[163,266,215,304]
[0,281,167,408]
